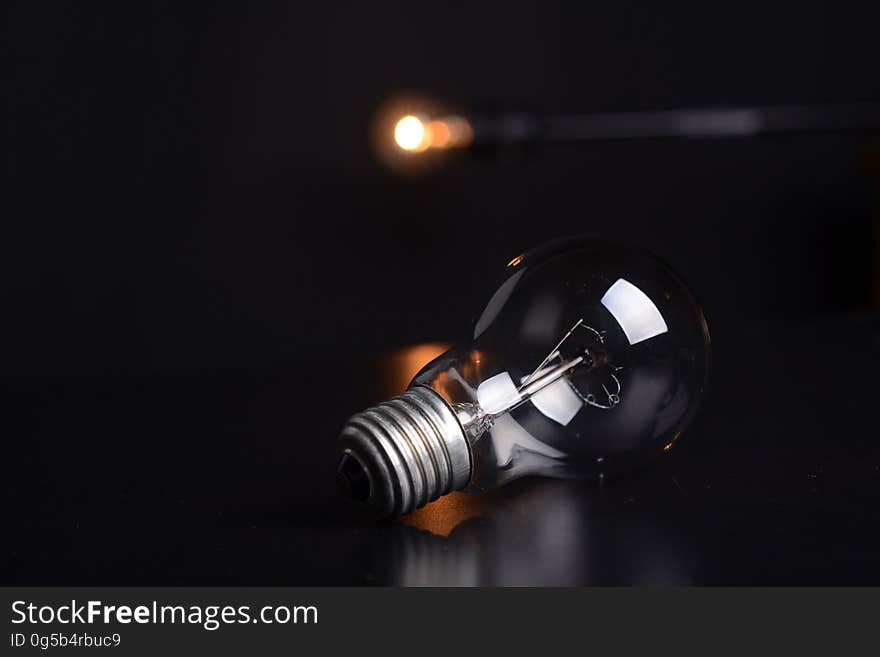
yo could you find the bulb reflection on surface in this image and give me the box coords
[367,343,698,586]
[375,478,697,586]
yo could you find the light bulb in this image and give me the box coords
[337,238,710,516]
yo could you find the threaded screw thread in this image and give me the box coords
[338,386,472,516]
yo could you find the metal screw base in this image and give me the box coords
[337,386,472,517]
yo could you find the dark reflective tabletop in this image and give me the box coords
[5,315,880,585]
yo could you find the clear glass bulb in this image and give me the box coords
[337,238,710,516]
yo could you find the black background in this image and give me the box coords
[5,1,880,585]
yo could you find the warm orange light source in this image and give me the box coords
[398,491,489,537]
[378,342,452,397]
[393,113,473,153]
[394,115,429,151]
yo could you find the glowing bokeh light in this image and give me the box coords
[392,112,473,154]
[394,115,428,151]
[429,120,451,148]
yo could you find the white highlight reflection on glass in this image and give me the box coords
[529,379,583,426]
[520,370,583,426]
[476,371,521,415]
[477,370,584,427]
[473,269,526,339]
[600,278,668,345]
